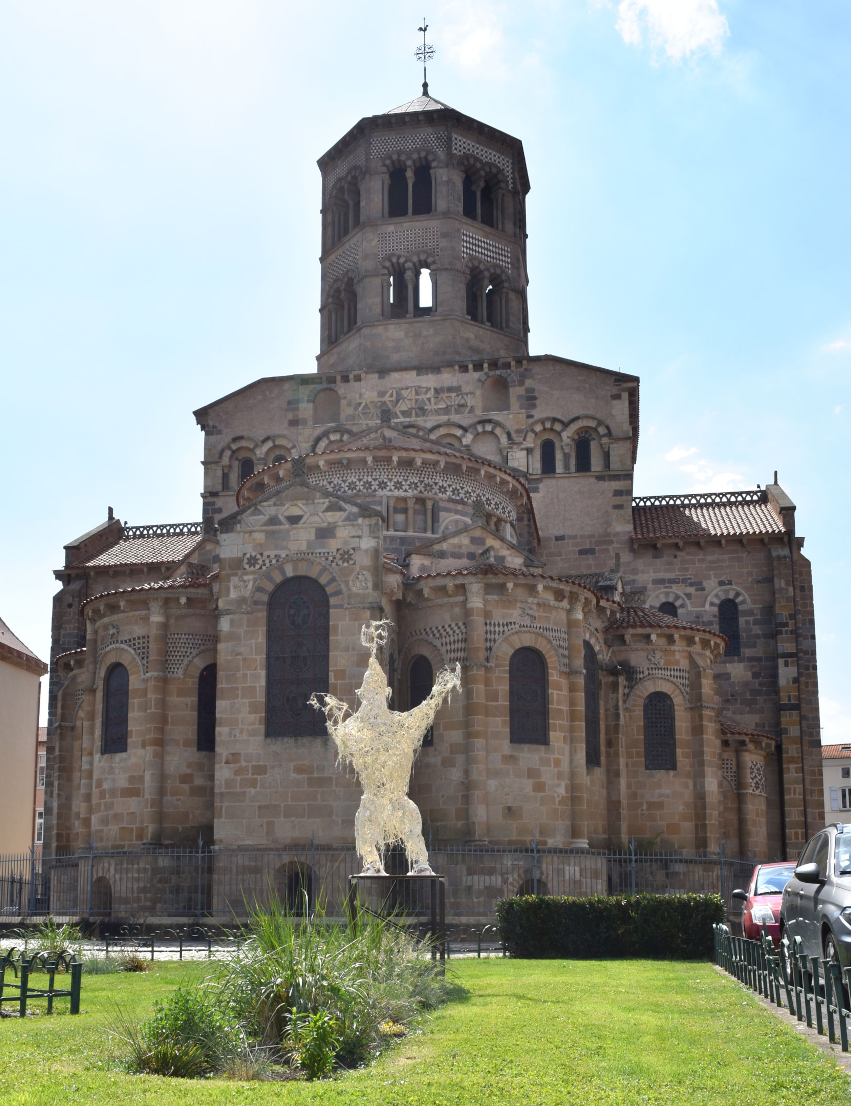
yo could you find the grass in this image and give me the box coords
[0,959,849,1105]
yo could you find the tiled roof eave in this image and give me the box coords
[406,564,622,607]
[0,640,48,676]
[81,574,217,613]
[631,532,784,545]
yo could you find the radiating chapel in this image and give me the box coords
[46,85,823,865]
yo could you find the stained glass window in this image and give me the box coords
[197,663,217,752]
[266,577,329,737]
[509,648,548,745]
[102,663,129,754]
[584,642,600,767]
[643,692,676,770]
[409,655,434,747]
[718,598,741,657]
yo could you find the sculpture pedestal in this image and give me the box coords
[346,873,446,962]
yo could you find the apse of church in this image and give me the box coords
[45,88,823,863]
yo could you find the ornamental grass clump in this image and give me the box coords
[215,894,450,1075]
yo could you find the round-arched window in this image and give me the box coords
[509,648,548,745]
[102,662,129,754]
[658,602,679,619]
[266,577,330,738]
[409,655,435,746]
[238,457,255,483]
[197,663,217,752]
[540,439,557,474]
[718,598,741,657]
[575,438,592,473]
[584,642,600,767]
[643,692,676,771]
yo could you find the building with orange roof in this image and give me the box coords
[42,88,823,878]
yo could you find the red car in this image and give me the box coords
[732,861,797,944]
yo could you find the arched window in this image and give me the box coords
[388,167,408,217]
[102,662,129,754]
[272,453,287,465]
[239,457,255,483]
[718,598,741,657]
[411,165,432,215]
[643,692,676,771]
[480,181,495,227]
[575,438,592,473]
[466,276,480,321]
[463,173,477,220]
[540,439,557,474]
[274,862,313,914]
[481,375,509,413]
[509,647,549,745]
[312,388,341,426]
[197,663,217,752]
[417,268,432,315]
[584,642,600,767]
[658,601,679,619]
[266,577,330,738]
[409,655,434,747]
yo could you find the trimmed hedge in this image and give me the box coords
[496,893,725,959]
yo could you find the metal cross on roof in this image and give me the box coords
[416,19,435,95]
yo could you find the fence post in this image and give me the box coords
[718,840,725,905]
[196,833,203,917]
[70,961,82,1015]
[629,838,636,896]
[18,961,29,1018]
[87,839,95,917]
[533,835,538,896]
[27,845,36,915]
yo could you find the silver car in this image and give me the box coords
[780,822,851,968]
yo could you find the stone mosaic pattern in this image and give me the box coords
[462,230,511,273]
[243,548,356,571]
[370,131,447,158]
[377,225,439,259]
[324,144,364,199]
[97,635,150,675]
[319,461,516,523]
[324,241,360,283]
[404,624,467,667]
[452,134,513,187]
[354,386,473,421]
[749,760,766,796]
[165,633,218,678]
[623,664,690,702]
[484,620,569,669]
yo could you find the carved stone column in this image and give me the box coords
[144,598,167,845]
[76,614,98,850]
[567,595,588,847]
[464,582,488,841]
[690,665,719,851]
[405,263,416,318]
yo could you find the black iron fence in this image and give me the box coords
[1,843,757,924]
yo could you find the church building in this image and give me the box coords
[45,87,823,866]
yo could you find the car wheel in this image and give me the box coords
[824,931,849,1006]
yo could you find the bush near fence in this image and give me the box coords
[496,893,725,959]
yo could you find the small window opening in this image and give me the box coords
[197,663,217,752]
[411,165,432,215]
[463,173,478,220]
[718,598,741,657]
[272,454,287,464]
[575,438,592,472]
[658,601,679,619]
[388,168,408,218]
[409,655,434,746]
[239,457,255,483]
[466,277,479,322]
[418,268,432,314]
[540,439,557,474]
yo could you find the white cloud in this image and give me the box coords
[836,406,843,415]
[822,339,850,353]
[664,444,698,462]
[821,698,851,745]
[614,0,729,61]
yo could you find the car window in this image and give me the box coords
[813,834,830,879]
[755,865,796,894]
[799,836,819,866]
[835,835,851,876]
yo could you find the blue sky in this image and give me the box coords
[1,0,848,737]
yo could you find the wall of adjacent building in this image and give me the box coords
[0,657,40,855]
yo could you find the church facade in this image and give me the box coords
[45,89,823,866]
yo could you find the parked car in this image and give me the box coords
[732,861,796,944]
[779,822,851,969]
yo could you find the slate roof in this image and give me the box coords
[632,492,784,541]
[0,616,48,673]
[386,92,451,114]
[74,524,203,568]
[822,744,851,759]
[604,605,726,641]
[719,720,777,743]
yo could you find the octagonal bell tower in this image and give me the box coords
[316,88,531,373]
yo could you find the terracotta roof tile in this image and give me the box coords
[407,562,618,604]
[81,571,216,612]
[822,744,851,759]
[604,605,726,642]
[720,720,777,743]
[632,492,784,541]
[74,523,203,568]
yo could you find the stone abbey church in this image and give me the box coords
[46,86,823,867]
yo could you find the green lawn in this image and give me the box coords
[0,958,847,1105]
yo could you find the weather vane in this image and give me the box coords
[415,19,434,96]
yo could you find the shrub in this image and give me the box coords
[496,893,725,959]
[113,986,239,1078]
[117,952,149,972]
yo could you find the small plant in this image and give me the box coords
[117,952,148,973]
[82,956,120,975]
[286,1008,340,1080]
[15,919,84,957]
